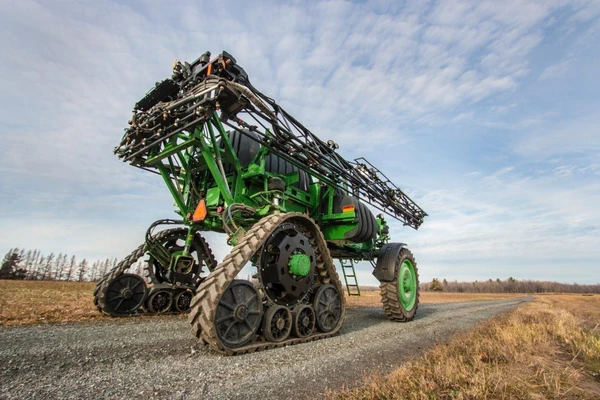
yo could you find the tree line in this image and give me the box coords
[0,247,144,282]
[3,246,598,293]
[422,277,600,294]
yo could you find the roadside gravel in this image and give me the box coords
[0,297,531,399]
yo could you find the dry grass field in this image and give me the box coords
[0,280,196,326]
[331,294,600,399]
[0,280,523,326]
[0,280,105,325]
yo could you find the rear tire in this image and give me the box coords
[379,248,419,321]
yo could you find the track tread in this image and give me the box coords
[94,228,210,316]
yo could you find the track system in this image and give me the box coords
[94,228,217,316]
[189,212,346,355]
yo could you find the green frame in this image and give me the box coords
[141,112,388,275]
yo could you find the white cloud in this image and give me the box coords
[514,113,600,158]
[539,58,574,80]
[553,165,576,177]
[0,0,598,286]
[398,166,600,283]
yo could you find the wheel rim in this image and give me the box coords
[148,290,173,313]
[174,291,193,312]
[314,284,342,333]
[215,280,263,348]
[293,305,315,338]
[105,274,147,314]
[264,305,292,342]
[398,259,417,310]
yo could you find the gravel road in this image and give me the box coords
[0,297,530,399]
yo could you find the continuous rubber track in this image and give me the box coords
[94,228,215,316]
[189,212,346,355]
[0,297,532,400]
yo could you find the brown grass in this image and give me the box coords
[0,280,188,326]
[0,280,526,326]
[330,294,600,399]
[0,280,106,325]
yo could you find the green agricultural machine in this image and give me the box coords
[94,51,427,354]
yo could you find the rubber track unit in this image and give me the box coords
[188,212,346,355]
[94,228,212,316]
[143,228,218,286]
[379,248,419,321]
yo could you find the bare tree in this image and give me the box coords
[52,253,64,280]
[42,253,55,280]
[421,278,600,294]
[65,255,76,281]
[34,256,46,280]
[99,258,110,279]
[76,259,88,282]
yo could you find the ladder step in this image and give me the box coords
[339,259,361,297]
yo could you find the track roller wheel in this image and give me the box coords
[262,305,292,342]
[174,290,193,312]
[103,274,147,315]
[292,304,315,338]
[380,247,419,321]
[215,280,263,348]
[146,289,173,314]
[313,284,342,333]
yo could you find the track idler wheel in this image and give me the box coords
[262,305,292,342]
[146,289,173,313]
[174,290,193,312]
[292,304,315,338]
[313,284,342,333]
[214,280,263,348]
[103,274,147,315]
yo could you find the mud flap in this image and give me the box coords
[373,243,407,282]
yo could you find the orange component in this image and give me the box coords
[342,205,355,213]
[192,199,207,222]
[206,63,212,76]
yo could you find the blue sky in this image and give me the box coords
[0,0,598,285]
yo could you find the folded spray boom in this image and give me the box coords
[115,51,426,229]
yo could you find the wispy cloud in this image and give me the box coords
[539,58,574,80]
[0,0,599,285]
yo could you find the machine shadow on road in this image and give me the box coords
[336,304,437,336]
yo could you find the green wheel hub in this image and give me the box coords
[398,259,417,310]
[288,253,311,277]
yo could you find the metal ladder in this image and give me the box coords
[339,259,361,296]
